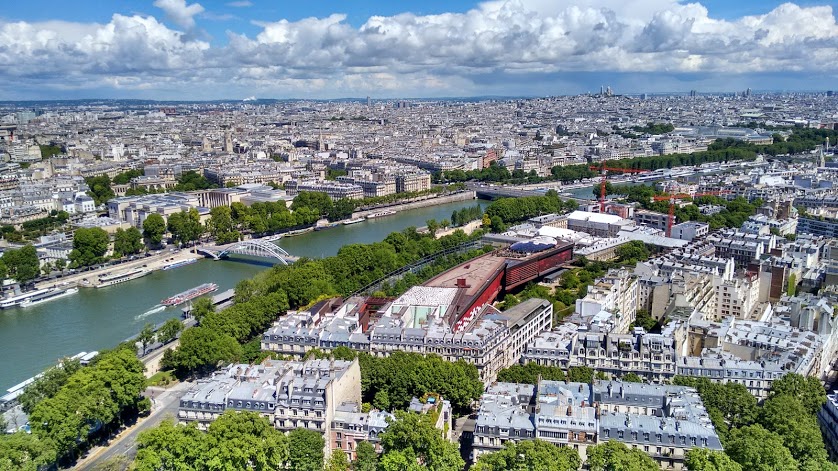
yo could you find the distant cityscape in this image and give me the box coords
[1,90,838,470]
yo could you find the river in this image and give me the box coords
[0,198,488,392]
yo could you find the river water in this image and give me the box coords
[0,199,488,392]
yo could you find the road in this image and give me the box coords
[73,381,192,470]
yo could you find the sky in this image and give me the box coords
[0,0,836,100]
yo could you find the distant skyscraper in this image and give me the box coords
[828,91,834,97]
[746,88,752,97]
[690,90,697,97]
[366,96,371,107]
[640,93,648,100]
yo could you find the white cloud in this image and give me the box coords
[0,1,835,98]
[153,0,205,30]
[226,1,253,7]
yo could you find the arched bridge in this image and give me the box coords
[196,239,299,264]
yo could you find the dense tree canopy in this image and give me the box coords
[134,412,289,471]
[161,326,243,377]
[112,227,144,257]
[2,244,40,282]
[69,227,110,267]
[173,171,216,191]
[684,449,742,471]
[472,440,580,471]
[167,208,203,246]
[28,346,146,461]
[18,359,82,414]
[674,373,832,471]
[379,411,464,471]
[84,175,114,206]
[288,428,324,471]
[358,351,483,413]
[724,425,798,471]
[207,206,240,244]
[485,194,577,227]
[0,432,57,471]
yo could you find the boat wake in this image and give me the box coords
[136,305,165,320]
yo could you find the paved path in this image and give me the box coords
[72,381,192,470]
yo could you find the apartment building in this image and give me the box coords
[670,222,710,241]
[178,359,361,457]
[567,211,635,237]
[798,216,838,238]
[712,272,760,320]
[262,290,554,383]
[284,180,364,200]
[472,380,722,469]
[634,209,671,232]
[819,392,838,460]
[707,229,777,268]
[679,317,824,399]
[395,172,432,193]
[522,324,677,383]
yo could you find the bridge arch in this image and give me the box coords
[217,239,291,264]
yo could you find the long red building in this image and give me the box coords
[422,238,574,329]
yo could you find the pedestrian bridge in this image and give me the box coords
[196,239,299,265]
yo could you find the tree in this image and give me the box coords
[426,219,440,237]
[567,366,594,383]
[373,390,390,411]
[353,440,378,471]
[30,346,146,460]
[69,227,109,267]
[379,411,464,471]
[288,428,324,471]
[189,296,215,324]
[133,419,206,471]
[767,373,826,416]
[85,174,114,206]
[758,393,829,466]
[167,208,203,247]
[18,359,82,414]
[325,450,351,471]
[173,171,215,191]
[157,318,184,344]
[685,449,742,471]
[208,206,239,244]
[787,273,797,296]
[615,241,650,263]
[725,425,798,471]
[328,198,356,221]
[472,439,580,471]
[161,327,242,377]
[142,213,166,247]
[586,441,658,471]
[137,323,156,356]
[2,244,40,283]
[135,411,288,471]
[0,432,57,471]
[113,227,144,257]
[622,373,643,383]
[205,411,289,471]
[291,191,333,217]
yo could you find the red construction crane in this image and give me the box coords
[589,162,649,213]
[652,191,729,237]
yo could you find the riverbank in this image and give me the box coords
[351,191,476,219]
[33,249,198,291]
